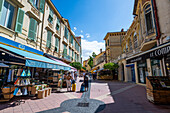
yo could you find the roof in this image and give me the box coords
[104,31,127,40]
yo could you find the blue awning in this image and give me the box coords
[0,44,70,70]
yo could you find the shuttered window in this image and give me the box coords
[71,35,73,44]
[48,8,53,24]
[46,31,52,48]
[28,18,37,41]
[29,0,39,9]
[64,27,68,39]
[63,44,67,55]
[15,8,24,33]
[39,0,45,13]
[0,0,15,29]
[56,17,60,31]
[55,37,59,52]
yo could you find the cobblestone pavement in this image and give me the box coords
[0,77,170,113]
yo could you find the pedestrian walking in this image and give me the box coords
[66,73,72,91]
[84,73,89,91]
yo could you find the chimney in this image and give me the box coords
[100,49,102,53]
[121,28,124,32]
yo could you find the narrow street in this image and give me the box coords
[0,77,170,113]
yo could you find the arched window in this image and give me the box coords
[144,4,154,35]
[134,32,138,48]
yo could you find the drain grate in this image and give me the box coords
[77,102,89,107]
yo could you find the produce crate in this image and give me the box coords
[2,87,15,93]
[44,88,48,97]
[3,93,14,99]
[146,76,170,104]
[48,88,52,95]
[37,90,45,99]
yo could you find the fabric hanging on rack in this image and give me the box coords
[16,88,22,96]
[7,69,12,82]
[13,88,19,95]
[14,78,19,85]
[17,69,22,76]
[22,87,27,95]
[11,70,15,81]
[21,69,26,77]
[20,79,25,85]
[26,70,31,76]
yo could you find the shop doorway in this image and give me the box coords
[165,53,170,77]
[122,64,125,81]
[137,63,147,84]
[131,66,136,82]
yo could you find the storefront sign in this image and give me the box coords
[0,36,43,55]
[127,44,170,64]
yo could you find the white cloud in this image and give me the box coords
[81,30,83,33]
[85,33,90,38]
[79,34,84,38]
[81,39,105,61]
[73,27,77,31]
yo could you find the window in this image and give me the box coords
[129,39,132,51]
[55,37,59,52]
[46,31,52,48]
[28,18,38,41]
[71,35,73,44]
[48,8,53,24]
[29,0,39,9]
[107,40,109,46]
[126,43,128,52]
[72,50,74,59]
[133,33,138,48]
[63,44,67,55]
[0,0,15,29]
[144,4,154,34]
[64,26,68,39]
[56,17,60,31]
[105,42,107,47]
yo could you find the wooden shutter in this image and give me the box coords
[29,0,34,5]
[0,0,4,19]
[15,8,25,33]
[28,18,37,41]
[40,0,45,13]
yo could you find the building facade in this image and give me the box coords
[118,0,170,84]
[93,49,105,71]
[104,31,126,63]
[0,0,81,64]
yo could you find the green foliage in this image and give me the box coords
[70,62,82,70]
[92,52,97,58]
[88,56,93,69]
[104,63,119,71]
[82,67,86,70]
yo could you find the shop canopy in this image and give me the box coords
[0,44,70,70]
[44,53,77,71]
[0,63,9,67]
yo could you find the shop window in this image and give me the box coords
[151,59,162,76]
[133,32,138,48]
[46,31,52,48]
[48,8,53,24]
[144,4,154,35]
[0,0,15,29]
[55,37,59,52]
[28,18,38,41]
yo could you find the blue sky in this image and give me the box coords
[52,0,135,61]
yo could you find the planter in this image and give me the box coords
[98,75,113,80]
[44,88,48,97]
[37,90,45,99]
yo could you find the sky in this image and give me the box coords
[52,0,135,61]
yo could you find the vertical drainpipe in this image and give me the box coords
[151,0,161,45]
[40,0,46,52]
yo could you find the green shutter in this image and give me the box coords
[47,31,52,48]
[0,0,4,19]
[28,18,37,41]
[29,0,34,5]
[71,35,73,44]
[40,0,45,13]
[15,8,25,33]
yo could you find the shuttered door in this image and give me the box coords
[28,18,37,41]
[15,8,25,33]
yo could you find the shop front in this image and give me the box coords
[0,44,71,102]
[126,42,170,84]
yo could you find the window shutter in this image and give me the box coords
[0,0,4,19]
[40,0,45,13]
[28,18,37,41]
[15,8,25,33]
[47,31,52,48]
[29,0,34,5]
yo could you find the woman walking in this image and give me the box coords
[66,73,72,91]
